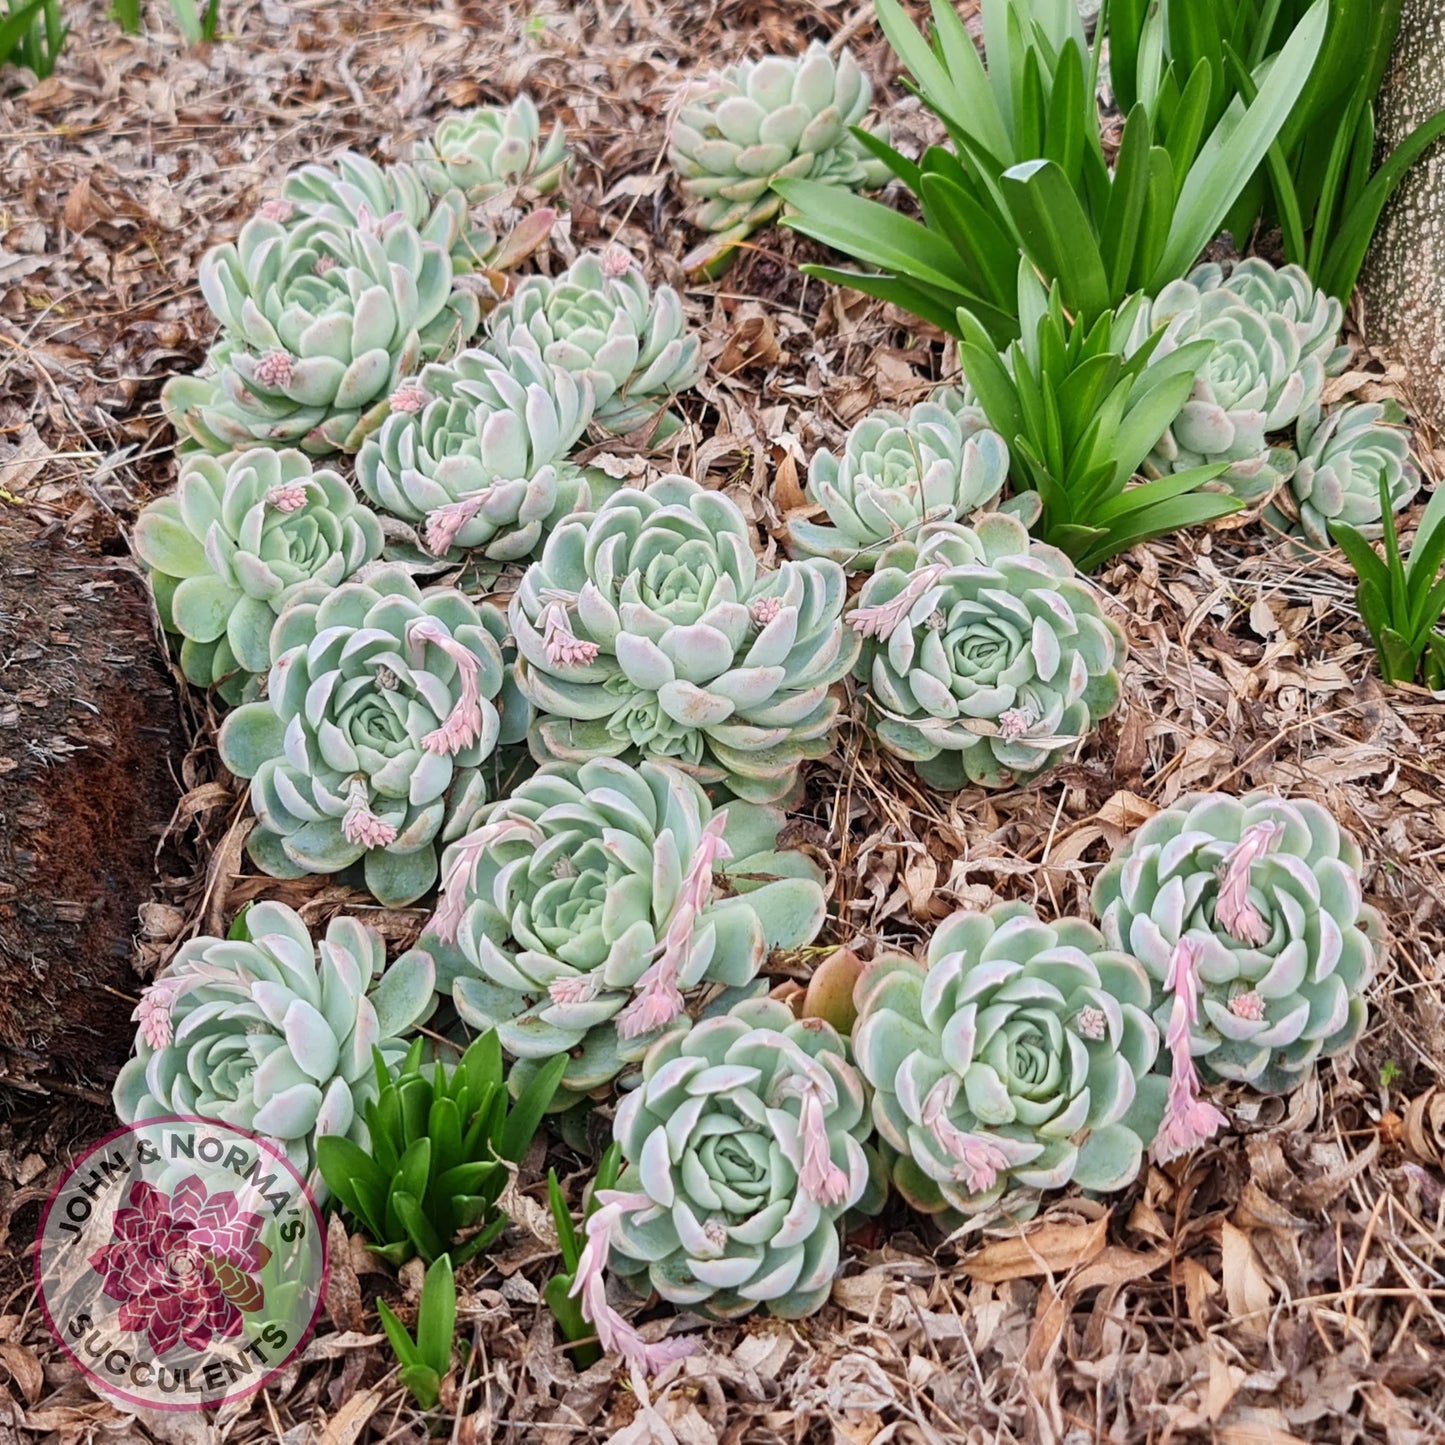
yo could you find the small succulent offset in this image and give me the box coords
[114,902,435,1175]
[852,902,1164,1220]
[354,346,597,565]
[510,474,859,804]
[849,516,1125,790]
[1266,401,1421,551]
[411,95,569,202]
[422,756,827,1102]
[217,568,525,907]
[317,1032,565,1267]
[134,448,385,701]
[669,42,890,255]
[788,392,1011,570]
[1145,264,1333,502]
[163,210,479,458]
[1093,793,1383,1148]
[571,998,878,1373]
[482,250,703,440]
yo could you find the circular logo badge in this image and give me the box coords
[36,1116,328,1412]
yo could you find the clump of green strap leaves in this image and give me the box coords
[377,1254,458,1411]
[1,0,65,80]
[317,1033,566,1268]
[1333,485,1445,690]
[960,260,1238,569]
[1106,0,1445,305]
[543,1142,623,1367]
[777,0,1330,343]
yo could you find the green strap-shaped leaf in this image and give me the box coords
[416,1254,457,1377]
[500,1052,568,1162]
[1000,159,1111,317]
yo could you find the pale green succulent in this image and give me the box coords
[114,902,435,1176]
[483,251,703,439]
[280,149,555,285]
[850,515,1124,790]
[1193,258,1350,377]
[217,568,526,907]
[669,42,890,242]
[163,210,480,457]
[421,757,826,1104]
[852,901,1165,1220]
[354,345,599,565]
[1093,792,1383,1095]
[606,998,879,1320]
[134,447,384,702]
[1265,401,1421,551]
[789,392,1009,569]
[1145,274,1323,502]
[411,95,568,201]
[509,474,859,804]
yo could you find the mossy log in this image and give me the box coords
[0,511,180,1092]
[1361,0,1445,431]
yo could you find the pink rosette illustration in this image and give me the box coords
[87,1176,271,1356]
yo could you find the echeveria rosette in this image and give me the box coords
[420,756,827,1103]
[1265,401,1421,552]
[789,392,1011,570]
[1092,793,1383,1113]
[354,346,599,566]
[163,210,479,458]
[1193,258,1350,378]
[114,902,434,1176]
[482,250,703,440]
[669,42,890,245]
[852,902,1165,1221]
[217,568,526,907]
[849,516,1124,790]
[280,150,555,286]
[411,96,569,202]
[1145,280,1322,503]
[568,998,879,1374]
[510,474,858,804]
[134,448,385,702]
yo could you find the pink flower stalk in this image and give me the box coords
[848,564,948,641]
[133,975,189,1049]
[616,815,731,1039]
[1076,1005,1107,1041]
[253,350,294,389]
[390,381,430,414]
[549,974,601,1006]
[1229,991,1267,1022]
[998,707,1032,742]
[408,616,485,755]
[430,818,544,944]
[570,1191,696,1376]
[342,778,398,849]
[424,491,492,556]
[750,596,782,626]
[258,199,294,222]
[601,245,635,278]
[1215,822,1282,946]
[776,1073,848,1206]
[265,484,308,513]
[1153,938,1227,1164]
[541,602,600,667]
[921,1079,1011,1195]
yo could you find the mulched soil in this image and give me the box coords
[3,0,1445,1440]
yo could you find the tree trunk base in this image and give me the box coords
[0,511,182,1093]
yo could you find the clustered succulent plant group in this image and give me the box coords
[119,45,1411,1392]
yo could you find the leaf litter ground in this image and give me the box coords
[2,0,1445,1440]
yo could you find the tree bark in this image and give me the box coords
[1360,0,1445,431]
[0,512,181,1092]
